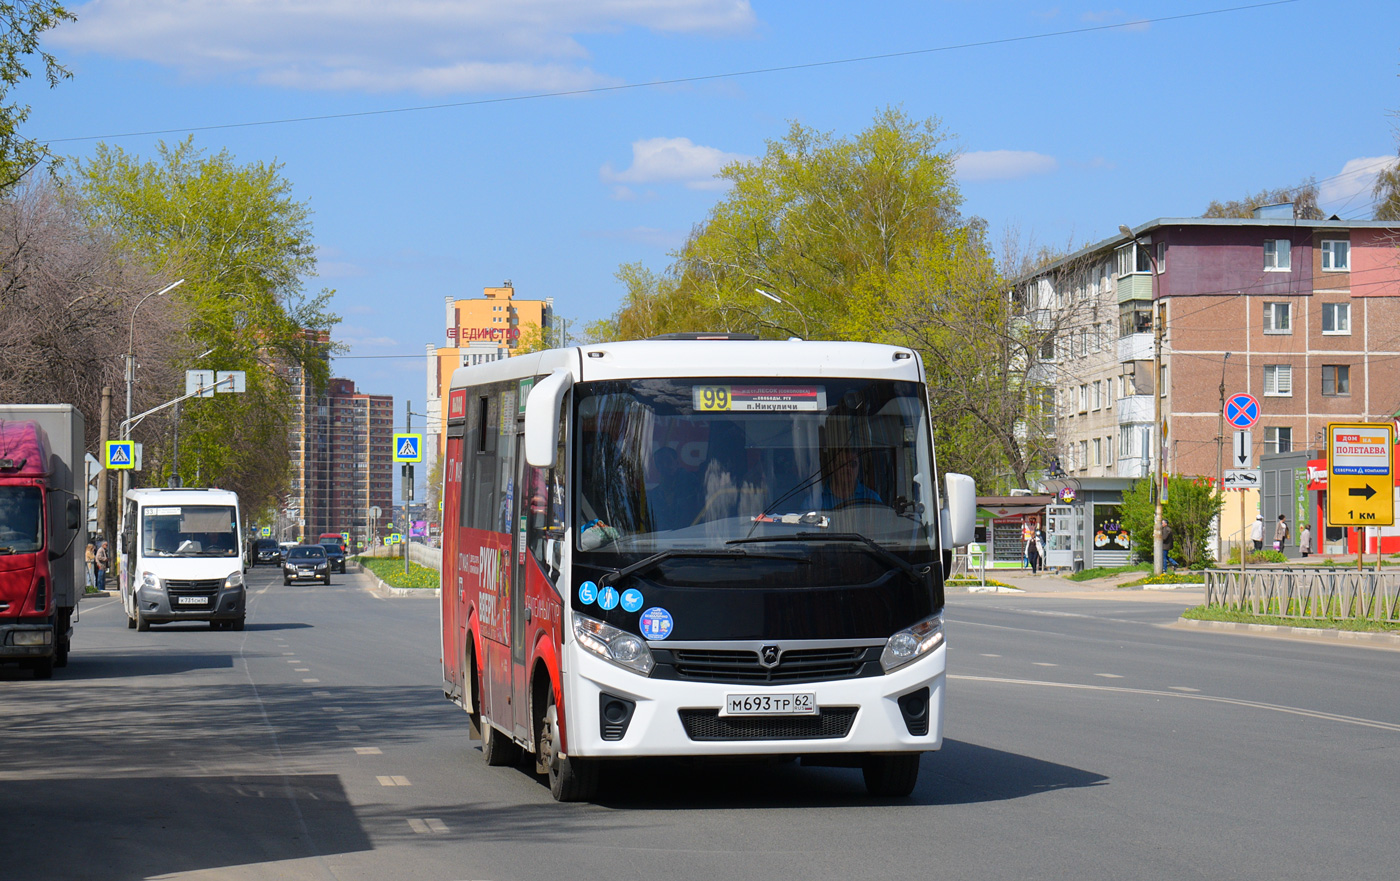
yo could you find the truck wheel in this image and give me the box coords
[541,690,599,801]
[55,637,69,668]
[136,609,151,632]
[862,753,921,797]
[32,656,54,680]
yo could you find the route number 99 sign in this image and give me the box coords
[691,385,827,412]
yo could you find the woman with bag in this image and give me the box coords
[1273,515,1289,552]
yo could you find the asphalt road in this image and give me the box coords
[2,569,1397,881]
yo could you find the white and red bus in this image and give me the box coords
[440,335,975,800]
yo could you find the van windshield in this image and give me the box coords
[141,505,240,557]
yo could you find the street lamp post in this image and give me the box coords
[1119,226,1165,576]
[120,279,185,520]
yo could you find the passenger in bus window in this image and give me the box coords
[648,446,701,531]
[697,422,765,525]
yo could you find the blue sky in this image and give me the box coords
[25,0,1400,487]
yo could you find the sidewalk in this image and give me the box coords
[958,566,1205,599]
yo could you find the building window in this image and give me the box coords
[1263,239,1291,270]
[1105,435,1114,469]
[1321,365,1350,396]
[1092,381,1102,410]
[1106,377,1115,405]
[1117,240,1163,276]
[1120,301,1152,337]
[1321,240,1350,271]
[1265,426,1292,454]
[1092,437,1102,466]
[1263,302,1291,333]
[1322,302,1351,335]
[1078,440,1088,471]
[1263,364,1293,397]
[1078,384,1088,413]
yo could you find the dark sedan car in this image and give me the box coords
[283,544,331,585]
[250,538,282,566]
[319,541,347,573]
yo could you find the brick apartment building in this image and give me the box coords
[1016,209,1400,564]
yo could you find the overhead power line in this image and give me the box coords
[43,0,1299,145]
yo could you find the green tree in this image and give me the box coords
[0,2,74,188]
[1120,475,1223,567]
[65,137,340,514]
[595,110,1053,487]
[1372,151,1400,221]
[1202,180,1322,219]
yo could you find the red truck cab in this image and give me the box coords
[0,419,82,678]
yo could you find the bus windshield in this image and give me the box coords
[141,505,240,558]
[575,377,938,557]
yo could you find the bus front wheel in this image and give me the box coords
[540,689,599,802]
[862,753,921,797]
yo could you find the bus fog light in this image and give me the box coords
[573,613,655,676]
[880,614,944,673]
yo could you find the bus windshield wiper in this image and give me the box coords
[601,547,808,587]
[727,532,928,581]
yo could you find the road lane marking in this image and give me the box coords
[378,776,411,786]
[295,668,310,672]
[337,724,361,731]
[407,818,447,833]
[1095,673,1124,678]
[313,690,332,697]
[1033,662,1058,667]
[302,678,321,683]
[980,653,1001,658]
[355,747,382,755]
[1169,686,1200,692]
[321,706,344,712]
[950,674,1400,732]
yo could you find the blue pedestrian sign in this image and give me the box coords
[1225,393,1260,429]
[105,440,134,470]
[393,433,422,463]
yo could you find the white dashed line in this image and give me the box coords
[302,678,320,683]
[1169,686,1201,693]
[295,668,310,672]
[1094,673,1124,679]
[378,775,411,786]
[355,747,382,755]
[337,724,361,731]
[321,706,344,713]
[407,818,447,833]
[980,653,1001,658]
[1032,662,1057,667]
[313,691,332,697]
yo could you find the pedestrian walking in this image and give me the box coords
[1250,515,1265,551]
[1160,521,1176,568]
[84,540,96,589]
[1034,526,1047,573]
[1300,523,1312,558]
[1026,532,1042,573]
[94,539,109,592]
[1273,515,1289,552]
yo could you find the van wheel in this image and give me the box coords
[136,609,151,632]
[127,611,136,629]
[862,753,921,797]
[232,616,245,631]
[541,689,599,801]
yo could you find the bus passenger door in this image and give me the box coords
[510,434,531,741]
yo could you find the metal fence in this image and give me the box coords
[1204,568,1400,622]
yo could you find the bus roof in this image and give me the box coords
[125,487,240,506]
[448,339,924,391]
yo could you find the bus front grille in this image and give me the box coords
[655,646,879,685]
[678,707,858,741]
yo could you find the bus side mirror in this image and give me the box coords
[525,369,571,468]
[940,472,976,548]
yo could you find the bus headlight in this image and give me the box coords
[140,571,160,591]
[224,572,244,590]
[880,614,944,673]
[573,613,654,676]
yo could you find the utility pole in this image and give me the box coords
[404,400,413,577]
[1215,352,1230,564]
[97,387,112,544]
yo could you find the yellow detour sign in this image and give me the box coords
[1326,422,1394,526]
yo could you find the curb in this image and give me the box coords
[1175,616,1400,648]
[351,562,440,599]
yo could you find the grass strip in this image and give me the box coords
[1068,562,1151,582]
[1182,604,1400,633]
[355,555,440,590]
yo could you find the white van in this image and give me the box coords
[119,488,247,631]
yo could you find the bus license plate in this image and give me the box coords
[176,596,208,605]
[721,693,817,716]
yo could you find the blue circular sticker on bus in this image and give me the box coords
[620,588,644,613]
[597,585,620,611]
[578,581,597,605]
[639,607,674,640]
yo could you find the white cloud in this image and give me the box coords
[601,137,747,190]
[54,1,756,94]
[956,150,1058,182]
[1319,155,1396,215]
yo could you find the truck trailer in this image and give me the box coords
[0,405,86,678]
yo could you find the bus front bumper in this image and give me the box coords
[562,641,945,759]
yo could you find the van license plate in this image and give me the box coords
[721,693,817,716]
[177,596,209,605]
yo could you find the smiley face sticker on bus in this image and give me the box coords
[578,581,597,605]
[640,607,674,640]
[620,588,644,613]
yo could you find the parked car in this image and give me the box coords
[319,541,347,573]
[250,538,282,566]
[282,544,331,585]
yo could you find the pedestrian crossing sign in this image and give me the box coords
[260,526,272,537]
[393,433,422,462]
[105,440,135,470]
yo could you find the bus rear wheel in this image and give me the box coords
[862,753,921,797]
[539,689,599,802]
